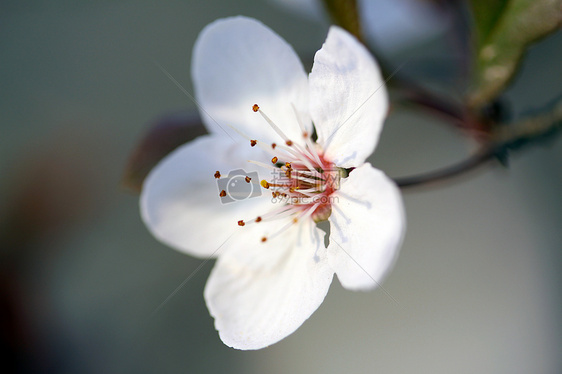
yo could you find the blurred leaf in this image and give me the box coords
[468,0,562,109]
[470,0,509,46]
[122,113,207,193]
[322,0,362,41]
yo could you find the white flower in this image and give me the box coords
[141,16,405,350]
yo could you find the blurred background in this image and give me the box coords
[1,0,561,373]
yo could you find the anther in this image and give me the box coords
[271,156,278,164]
[303,131,309,138]
[250,139,257,147]
[260,180,270,189]
[255,216,262,222]
[252,104,260,112]
[261,237,267,242]
[272,143,277,149]
[293,218,298,224]
[219,190,227,197]
[245,176,251,183]
[285,140,293,146]
[285,162,291,169]
[237,220,245,226]
[214,171,221,179]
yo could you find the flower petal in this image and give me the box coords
[327,163,405,291]
[192,16,311,146]
[310,26,388,168]
[140,135,273,258]
[204,218,334,349]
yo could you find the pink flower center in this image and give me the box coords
[215,104,342,243]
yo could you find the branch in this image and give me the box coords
[394,97,562,189]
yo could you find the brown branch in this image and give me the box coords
[394,147,497,188]
[393,97,562,189]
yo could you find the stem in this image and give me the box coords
[393,97,562,189]
[394,147,497,188]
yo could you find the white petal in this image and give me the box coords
[327,163,405,291]
[310,26,388,168]
[204,218,334,350]
[140,135,273,258]
[192,16,311,146]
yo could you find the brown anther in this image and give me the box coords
[271,156,278,164]
[260,180,270,189]
[219,190,227,197]
[285,162,291,169]
[214,171,221,179]
[293,218,298,224]
[237,220,245,226]
[303,131,309,138]
[261,237,267,242]
[250,139,257,147]
[252,104,260,112]
[255,216,262,223]
[285,140,293,146]
[271,143,277,149]
[245,176,251,183]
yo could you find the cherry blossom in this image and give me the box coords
[141,16,405,350]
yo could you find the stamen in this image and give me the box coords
[260,180,270,189]
[214,171,221,179]
[285,140,293,146]
[237,220,245,226]
[253,105,292,143]
[247,159,279,172]
[291,103,308,134]
[271,143,317,172]
[272,143,277,149]
[271,156,278,164]
[250,139,257,147]
[245,176,251,183]
[290,102,323,166]
[219,190,226,197]
[255,205,294,221]
[255,216,262,223]
[262,207,315,242]
[261,237,267,242]
[291,103,322,165]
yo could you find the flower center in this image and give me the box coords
[265,153,339,221]
[215,104,342,242]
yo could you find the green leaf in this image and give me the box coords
[470,0,509,47]
[468,0,562,109]
[321,0,362,41]
[122,113,207,193]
